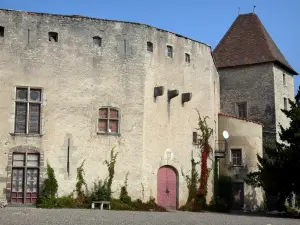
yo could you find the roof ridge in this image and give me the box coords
[218,113,263,126]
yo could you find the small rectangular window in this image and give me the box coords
[48,32,58,42]
[231,149,242,166]
[147,42,153,52]
[185,53,190,63]
[284,97,288,110]
[98,107,120,134]
[236,102,247,118]
[192,132,197,144]
[0,26,4,37]
[167,45,173,58]
[283,73,286,86]
[93,36,102,47]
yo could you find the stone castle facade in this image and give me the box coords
[0,9,296,210]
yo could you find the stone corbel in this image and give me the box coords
[168,89,179,102]
[182,92,192,105]
[154,86,164,99]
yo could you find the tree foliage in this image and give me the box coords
[247,87,300,211]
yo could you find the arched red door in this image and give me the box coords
[157,166,178,210]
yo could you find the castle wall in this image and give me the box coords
[218,63,277,148]
[0,9,219,206]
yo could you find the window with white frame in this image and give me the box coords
[98,107,120,134]
[15,87,42,134]
[231,149,242,166]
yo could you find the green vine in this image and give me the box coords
[75,160,87,203]
[104,145,119,198]
[141,183,145,201]
[38,162,58,207]
[196,109,213,197]
[214,158,219,196]
[120,172,131,204]
[181,152,200,203]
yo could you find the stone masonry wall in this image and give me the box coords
[219,63,277,149]
[0,9,219,206]
[273,65,295,141]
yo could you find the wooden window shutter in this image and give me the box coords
[29,104,40,134]
[15,102,27,133]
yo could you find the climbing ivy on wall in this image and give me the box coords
[104,145,119,198]
[195,109,213,197]
[75,160,88,204]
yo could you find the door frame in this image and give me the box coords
[11,153,40,204]
[6,146,43,205]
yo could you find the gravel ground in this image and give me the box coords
[0,208,299,225]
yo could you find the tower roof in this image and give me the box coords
[213,13,297,75]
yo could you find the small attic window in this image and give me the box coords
[93,36,102,47]
[185,53,190,63]
[0,26,4,37]
[48,32,58,42]
[147,42,153,52]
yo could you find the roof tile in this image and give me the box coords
[213,13,297,75]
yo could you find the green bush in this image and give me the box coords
[90,179,111,201]
[55,195,76,208]
[110,197,166,212]
[36,162,58,208]
[119,173,131,204]
[207,197,229,212]
[111,198,133,211]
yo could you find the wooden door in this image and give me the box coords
[157,166,177,210]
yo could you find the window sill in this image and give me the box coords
[229,164,244,168]
[10,133,43,137]
[97,132,120,137]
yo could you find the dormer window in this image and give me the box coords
[48,32,58,42]
[93,36,102,47]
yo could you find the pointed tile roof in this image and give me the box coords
[213,13,297,75]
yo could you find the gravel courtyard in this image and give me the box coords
[0,208,299,225]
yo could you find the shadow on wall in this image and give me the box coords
[244,186,264,211]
